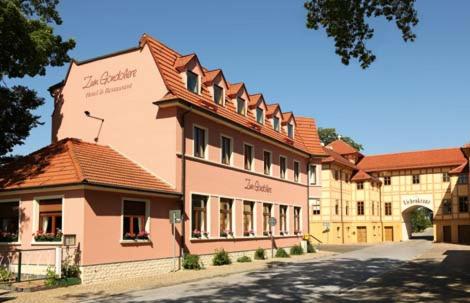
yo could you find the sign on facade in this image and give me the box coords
[244,178,272,193]
[401,194,434,212]
[169,209,182,224]
[269,217,277,226]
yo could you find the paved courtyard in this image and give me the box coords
[2,240,469,302]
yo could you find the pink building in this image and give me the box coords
[0,34,325,283]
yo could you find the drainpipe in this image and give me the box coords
[180,108,192,258]
[379,183,384,242]
[340,169,345,244]
[307,159,311,237]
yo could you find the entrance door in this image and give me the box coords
[458,225,470,244]
[443,226,452,243]
[384,227,394,241]
[357,226,367,243]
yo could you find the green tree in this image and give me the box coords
[304,0,419,69]
[318,127,363,151]
[410,207,432,233]
[0,0,75,161]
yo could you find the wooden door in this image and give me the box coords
[384,227,394,241]
[357,226,367,243]
[458,225,470,244]
[443,225,452,243]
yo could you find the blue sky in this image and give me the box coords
[9,0,470,156]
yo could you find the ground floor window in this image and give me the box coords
[219,198,232,237]
[263,203,272,236]
[280,205,288,235]
[294,207,301,234]
[35,198,63,242]
[192,195,208,238]
[243,201,254,236]
[0,201,19,242]
[459,197,469,213]
[123,200,148,240]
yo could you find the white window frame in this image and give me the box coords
[263,149,273,176]
[192,124,209,160]
[190,193,211,239]
[243,142,255,171]
[293,160,301,183]
[220,134,234,166]
[287,122,294,139]
[186,70,200,95]
[308,164,317,185]
[121,198,151,242]
[279,155,288,180]
[0,198,21,244]
[236,96,246,116]
[272,116,280,132]
[32,195,64,245]
[256,107,264,124]
[213,84,224,105]
[310,199,320,215]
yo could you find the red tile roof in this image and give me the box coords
[248,93,263,108]
[358,148,467,172]
[142,34,314,154]
[322,147,357,169]
[327,140,359,155]
[174,54,198,72]
[202,69,222,85]
[0,138,179,194]
[351,170,380,183]
[448,161,468,174]
[266,104,280,118]
[296,117,327,156]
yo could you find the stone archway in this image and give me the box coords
[400,195,434,241]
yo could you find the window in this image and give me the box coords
[244,144,254,170]
[311,199,320,215]
[273,116,280,132]
[256,107,264,124]
[263,151,271,175]
[123,200,147,240]
[213,84,224,105]
[334,170,339,181]
[345,174,350,183]
[371,201,375,215]
[280,205,288,234]
[192,195,208,237]
[0,201,19,242]
[187,70,199,93]
[237,97,246,115]
[458,174,468,184]
[357,182,364,190]
[345,201,349,216]
[221,136,232,165]
[309,165,317,185]
[294,161,300,182]
[38,199,62,237]
[219,198,232,236]
[193,126,206,158]
[443,199,452,215]
[287,123,294,139]
[357,201,364,216]
[280,156,287,179]
[385,202,392,216]
[335,200,339,215]
[384,176,391,186]
[412,174,420,184]
[459,197,469,213]
[294,207,301,234]
[243,202,254,236]
[443,172,450,183]
[263,203,272,235]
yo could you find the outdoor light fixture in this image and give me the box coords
[84,110,105,143]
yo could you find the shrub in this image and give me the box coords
[290,245,304,255]
[212,249,231,266]
[45,266,60,286]
[62,250,81,278]
[275,248,289,258]
[237,256,252,263]
[254,248,266,260]
[183,254,202,270]
[307,242,316,253]
[0,267,13,282]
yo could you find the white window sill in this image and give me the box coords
[120,239,152,245]
[0,242,21,246]
[31,241,63,246]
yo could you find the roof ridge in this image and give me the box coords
[65,139,85,181]
[364,146,462,158]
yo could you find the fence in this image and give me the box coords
[0,247,62,283]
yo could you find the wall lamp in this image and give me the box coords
[84,111,105,143]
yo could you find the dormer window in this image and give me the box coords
[273,116,280,132]
[237,97,246,115]
[287,123,294,139]
[213,84,224,105]
[256,107,264,124]
[187,70,199,94]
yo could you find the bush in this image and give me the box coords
[212,249,231,266]
[237,256,252,263]
[0,267,13,282]
[275,248,289,258]
[290,245,304,255]
[307,242,316,253]
[45,266,60,286]
[62,251,81,278]
[254,248,266,260]
[183,254,202,270]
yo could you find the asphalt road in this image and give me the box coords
[88,240,449,303]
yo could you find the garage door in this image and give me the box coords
[357,226,367,243]
[384,227,394,241]
[458,225,470,244]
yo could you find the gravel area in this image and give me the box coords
[1,251,334,303]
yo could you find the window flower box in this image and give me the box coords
[33,230,62,242]
[123,231,150,241]
[244,230,255,237]
[0,232,18,243]
[294,230,302,236]
[263,231,272,237]
[192,230,209,239]
[280,231,288,236]
[220,230,234,238]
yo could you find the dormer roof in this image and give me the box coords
[266,103,282,118]
[248,93,266,109]
[282,112,296,125]
[227,82,246,98]
[203,69,227,87]
[174,53,202,73]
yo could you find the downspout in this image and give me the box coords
[180,108,192,258]
[379,182,384,242]
[340,169,345,244]
[307,158,311,237]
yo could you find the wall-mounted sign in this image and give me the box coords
[82,68,137,98]
[244,178,272,193]
[401,194,433,212]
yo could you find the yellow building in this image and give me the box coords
[310,140,470,244]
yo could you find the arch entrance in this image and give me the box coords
[400,195,434,241]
